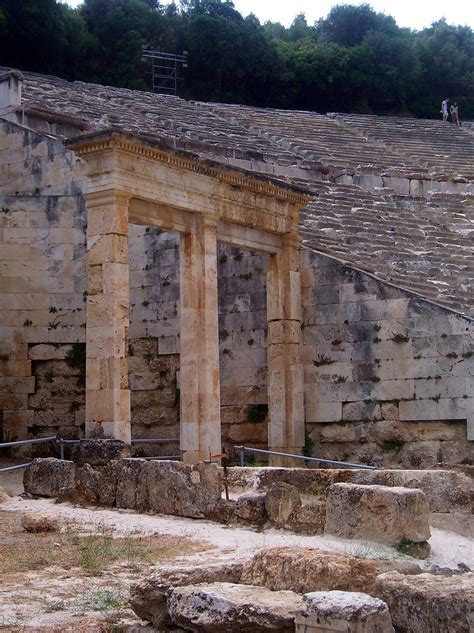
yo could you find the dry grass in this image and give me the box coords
[0,511,208,577]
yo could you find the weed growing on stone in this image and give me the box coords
[395,538,417,556]
[246,404,268,422]
[391,332,410,343]
[379,439,405,453]
[313,354,334,367]
[346,540,392,560]
[303,431,315,457]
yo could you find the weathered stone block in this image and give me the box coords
[136,460,223,518]
[23,458,75,497]
[70,439,131,466]
[295,591,394,632]
[234,492,267,525]
[21,512,60,533]
[241,547,378,594]
[289,500,326,535]
[74,461,118,506]
[167,582,303,633]
[265,482,301,525]
[130,562,243,628]
[350,469,473,514]
[115,458,145,509]
[376,571,474,633]
[324,483,431,546]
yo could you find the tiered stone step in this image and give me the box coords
[299,183,474,315]
[206,102,418,175]
[4,67,473,317]
[13,69,301,166]
[331,113,474,180]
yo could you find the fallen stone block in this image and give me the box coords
[23,458,75,497]
[71,439,130,466]
[136,460,223,518]
[351,469,473,514]
[376,571,474,633]
[295,590,394,632]
[241,547,378,594]
[21,512,60,533]
[115,459,146,509]
[289,500,326,535]
[265,482,301,525]
[129,563,243,628]
[226,467,473,514]
[234,492,267,525]
[167,582,303,632]
[325,483,431,546]
[74,461,118,506]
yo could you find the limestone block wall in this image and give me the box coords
[1,118,473,468]
[301,250,474,468]
[217,244,269,453]
[0,120,86,445]
[0,120,270,453]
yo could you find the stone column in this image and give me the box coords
[84,190,131,444]
[180,215,221,463]
[267,233,304,466]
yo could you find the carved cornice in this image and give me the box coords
[66,130,312,206]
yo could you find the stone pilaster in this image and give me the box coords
[85,190,131,444]
[180,215,221,463]
[267,233,304,466]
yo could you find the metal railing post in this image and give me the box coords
[239,445,245,467]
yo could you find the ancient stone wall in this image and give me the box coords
[1,119,473,466]
[301,251,473,467]
[0,120,270,454]
[0,120,86,445]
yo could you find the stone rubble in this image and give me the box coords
[21,512,60,533]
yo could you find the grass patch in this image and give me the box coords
[346,540,392,560]
[0,513,207,577]
[72,589,129,613]
[395,538,420,557]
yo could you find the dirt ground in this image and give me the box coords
[0,472,473,632]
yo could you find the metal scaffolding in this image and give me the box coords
[142,49,188,95]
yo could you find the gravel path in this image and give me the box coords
[4,496,473,569]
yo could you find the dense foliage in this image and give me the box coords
[0,0,472,118]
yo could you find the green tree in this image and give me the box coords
[316,3,398,47]
[79,0,165,88]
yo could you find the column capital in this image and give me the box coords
[84,189,131,209]
[197,212,218,229]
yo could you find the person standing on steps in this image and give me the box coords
[441,98,449,121]
[450,102,460,126]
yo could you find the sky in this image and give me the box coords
[64,0,474,30]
